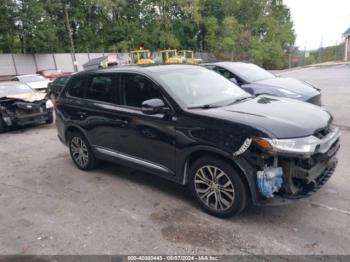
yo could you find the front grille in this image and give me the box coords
[15,102,43,115]
[298,136,339,170]
[283,158,338,199]
[326,138,340,158]
[314,126,331,139]
[311,162,337,192]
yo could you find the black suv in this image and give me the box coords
[47,75,71,100]
[55,65,340,217]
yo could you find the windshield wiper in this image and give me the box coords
[187,104,220,109]
[189,96,255,109]
[226,96,254,106]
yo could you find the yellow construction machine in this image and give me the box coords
[159,49,185,64]
[130,49,155,64]
[178,50,202,64]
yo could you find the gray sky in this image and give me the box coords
[284,0,350,50]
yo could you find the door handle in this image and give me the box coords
[77,111,88,118]
[116,119,129,125]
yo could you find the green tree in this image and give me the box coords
[221,16,240,59]
[0,0,296,69]
[201,16,218,51]
[16,0,61,53]
[0,0,19,52]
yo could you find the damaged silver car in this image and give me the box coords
[0,82,54,133]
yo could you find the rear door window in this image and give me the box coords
[86,75,115,103]
[214,66,235,79]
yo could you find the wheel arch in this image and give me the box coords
[64,124,90,145]
[179,146,256,202]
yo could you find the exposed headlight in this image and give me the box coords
[254,136,319,155]
[45,100,54,109]
[254,126,340,156]
[276,88,302,98]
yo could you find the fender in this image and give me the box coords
[63,122,91,146]
[176,145,260,204]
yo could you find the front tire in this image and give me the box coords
[189,156,248,218]
[46,111,54,124]
[68,132,98,171]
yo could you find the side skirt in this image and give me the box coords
[93,146,179,182]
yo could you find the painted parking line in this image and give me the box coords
[305,201,350,216]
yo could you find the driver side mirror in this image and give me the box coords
[229,77,238,85]
[141,98,168,115]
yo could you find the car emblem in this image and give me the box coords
[27,105,32,109]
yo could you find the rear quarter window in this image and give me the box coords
[65,77,85,98]
[54,77,67,85]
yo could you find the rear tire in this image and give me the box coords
[189,156,248,218]
[68,131,98,171]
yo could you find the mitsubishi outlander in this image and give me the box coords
[55,65,340,217]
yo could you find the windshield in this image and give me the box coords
[224,63,275,82]
[139,51,149,59]
[185,52,193,59]
[158,67,249,108]
[0,84,33,97]
[168,51,176,58]
[19,75,47,83]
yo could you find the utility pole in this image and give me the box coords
[288,44,293,69]
[65,4,78,72]
[318,37,323,64]
[345,36,349,61]
[288,52,291,68]
[303,42,306,66]
[334,41,338,61]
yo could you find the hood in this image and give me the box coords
[5,92,46,102]
[251,77,319,97]
[191,96,331,139]
[26,81,49,90]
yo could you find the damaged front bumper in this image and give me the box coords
[257,155,338,206]
[239,126,341,206]
[1,99,53,128]
[3,110,52,127]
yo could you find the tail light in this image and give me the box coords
[53,99,60,109]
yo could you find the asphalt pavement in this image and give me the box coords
[0,63,349,255]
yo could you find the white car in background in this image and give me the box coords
[12,74,51,92]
